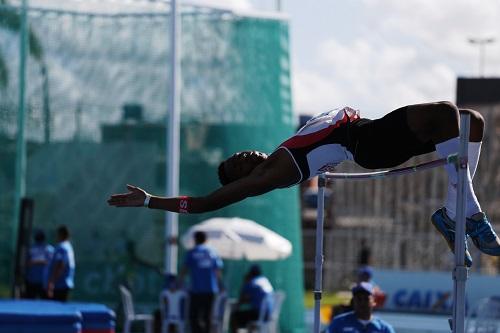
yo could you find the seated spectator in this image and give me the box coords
[327,282,395,333]
[230,264,274,333]
[160,274,188,333]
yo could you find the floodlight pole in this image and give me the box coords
[13,0,29,258]
[165,0,181,274]
[468,37,495,77]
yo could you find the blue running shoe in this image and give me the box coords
[466,212,500,256]
[431,208,473,267]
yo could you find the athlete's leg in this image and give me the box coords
[441,109,484,219]
[405,101,460,143]
[406,102,473,265]
[406,102,499,258]
[405,102,482,219]
[458,110,500,255]
[405,101,484,143]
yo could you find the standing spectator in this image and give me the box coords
[328,282,395,333]
[24,229,54,299]
[358,238,372,267]
[180,231,223,333]
[230,264,274,333]
[357,266,373,283]
[356,266,386,308]
[47,225,75,302]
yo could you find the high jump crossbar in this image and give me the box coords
[313,114,470,333]
[323,154,458,180]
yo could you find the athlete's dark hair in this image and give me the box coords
[217,152,246,186]
[218,162,230,185]
[218,151,264,186]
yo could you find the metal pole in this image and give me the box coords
[479,43,485,77]
[452,114,470,333]
[41,62,50,144]
[13,0,29,258]
[165,0,181,274]
[468,38,495,77]
[313,174,326,333]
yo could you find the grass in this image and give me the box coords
[304,290,351,309]
[304,290,352,324]
[0,284,10,298]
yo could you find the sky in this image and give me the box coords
[190,0,500,119]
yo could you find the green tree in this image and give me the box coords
[0,0,44,88]
[1,0,52,142]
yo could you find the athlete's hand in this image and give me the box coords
[107,184,147,207]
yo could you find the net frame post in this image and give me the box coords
[452,113,470,333]
[13,0,30,268]
[313,174,326,333]
[165,0,182,275]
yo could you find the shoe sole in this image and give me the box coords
[431,217,472,267]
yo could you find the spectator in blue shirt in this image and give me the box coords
[230,264,274,333]
[180,231,223,333]
[47,225,75,302]
[24,229,54,299]
[328,282,395,333]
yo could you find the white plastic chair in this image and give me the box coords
[247,291,285,333]
[211,291,233,333]
[159,289,189,333]
[268,291,285,333]
[119,285,154,333]
[465,296,500,333]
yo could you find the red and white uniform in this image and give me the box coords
[277,107,360,185]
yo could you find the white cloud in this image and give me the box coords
[292,68,344,114]
[290,0,500,118]
[293,36,458,118]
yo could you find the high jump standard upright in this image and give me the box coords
[313,114,470,333]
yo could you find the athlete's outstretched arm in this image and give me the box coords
[107,153,295,214]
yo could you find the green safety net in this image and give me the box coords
[0,2,304,332]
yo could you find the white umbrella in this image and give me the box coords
[181,217,292,261]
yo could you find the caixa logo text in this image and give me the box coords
[392,289,468,312]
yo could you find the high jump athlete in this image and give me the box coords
[107,101,500,266]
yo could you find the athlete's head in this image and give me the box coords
[218,150,268,185]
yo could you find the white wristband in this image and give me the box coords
[143,193,151,208]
